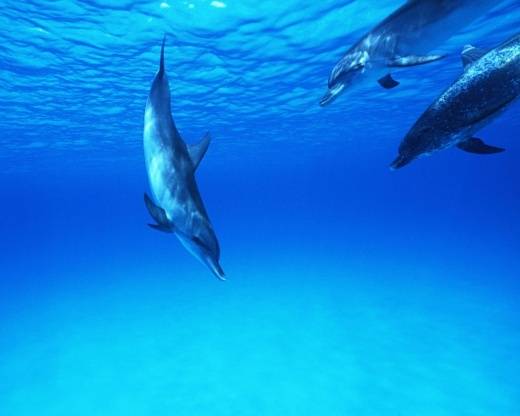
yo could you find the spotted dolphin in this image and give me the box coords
[391,34,520,169]
[143,38,225,280]
[320,0,497,106]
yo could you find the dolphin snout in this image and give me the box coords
[320,90,336,107]
[390,154,413,170]
[207,257,226,281]
[319,83,345,107]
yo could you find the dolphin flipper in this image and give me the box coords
[144,193,174,233]
[388,55,444,68]
[378,74,400,89]
[148,223,174,233]
[188,132,211,170]
[457,138,505,154]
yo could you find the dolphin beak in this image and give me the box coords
[207,257,226,281]
[319,83,345,107]
[390,154,413,170]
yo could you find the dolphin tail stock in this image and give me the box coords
[144,193,174,233]
[456,138,505,155]
[188,132,211,170]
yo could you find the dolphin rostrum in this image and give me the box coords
[320,0,497,106]
[391,34,520,169]
[143,37,225,280]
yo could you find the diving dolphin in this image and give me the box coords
[143,38,225,280]
[391,34,520,169]
[320,0,497,106]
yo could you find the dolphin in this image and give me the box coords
[320,0,497,106]
[391,34,520,169]
[143,38,225,280]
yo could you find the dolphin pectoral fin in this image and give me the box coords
[388,55,444,68]
[457,138,505,155]
[378,74,400,89]
[144,193,173,232]
[188,132,211,170]
[148,223,174,233]
[461,45,486,69]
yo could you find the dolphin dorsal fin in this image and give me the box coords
[461,45,486,69]
[158,35,166,76]
[188,132,211,170]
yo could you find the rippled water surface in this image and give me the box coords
[2,0,520,167]
[1,1,520,415]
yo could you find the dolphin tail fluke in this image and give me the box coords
[188,132,211,170]
[457,138,505,155]
[144,193,173,233]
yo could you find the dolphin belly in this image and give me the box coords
[144,106,173,198]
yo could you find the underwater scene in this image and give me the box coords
[1,0,520,414]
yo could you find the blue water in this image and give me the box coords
[1,0,520,414]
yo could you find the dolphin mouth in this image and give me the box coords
[319,83,345,107]
[207,257,226,281]
[390,154,413,170]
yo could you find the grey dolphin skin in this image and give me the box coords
[391,34,520,169]
[320,0,497,106]
[143,38,225,280]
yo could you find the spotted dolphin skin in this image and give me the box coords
[320,0,497,106]
[143,38,225,280]
[391,34,520,169]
